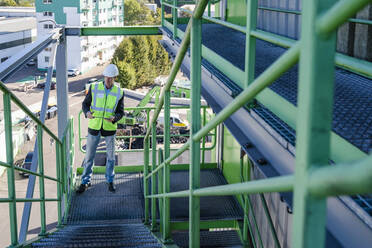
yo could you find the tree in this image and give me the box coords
[112,36,171,90]
[124,0,160,25]
[0,0,17,6]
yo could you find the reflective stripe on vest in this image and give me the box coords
[88,82,123,131]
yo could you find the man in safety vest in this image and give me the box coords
[77,64,124,193]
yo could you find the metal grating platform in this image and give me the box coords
[169,169,243,221]
[178,23,372,154]
[31,224,162,248]
[172,230,243,248]
[68,173,144,224]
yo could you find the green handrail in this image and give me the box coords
[1,79,74,246]
[144,0,372,247]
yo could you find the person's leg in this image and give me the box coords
[105,134,116,183]
[81,133,101,185]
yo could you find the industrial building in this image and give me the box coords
[0,7,36,65]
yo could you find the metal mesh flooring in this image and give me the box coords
[178,23,372,154]
[174,24,372,216]
[172,230,243,248]
[31,223,162,248]
[168,169,243,221]
[68,173,144,224]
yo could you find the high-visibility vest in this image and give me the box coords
[88,82,123,131]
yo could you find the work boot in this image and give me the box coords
[76,182,91,193]
[108,182,116,192]
[76,184,87,194]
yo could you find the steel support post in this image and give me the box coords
[55,143,62,227]
[244,0,257,88]
[189,16,202,248]
[242,156,250,247]
[161,0,165,27]
[292,1,337,247]
[37,125,46,236]
[158,149,164,233]
[162,90,171,242]
[62,140,68,223]
[201,107,206,165]
[19,43,58,242]
[208,1,211,17]
[173,0,178,39]
[56,28,69,140]
[151,122,158,231]
[3,92,18,246]
[144,137,150,225]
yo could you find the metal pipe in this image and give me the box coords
[245,0,257,88]
[193,42,300,142]
[193,175,294,197]
[309,154,372,197]
[151,122,158,231]
[55,143,62,227]
[3,92,18,246]
[317,0,372,35]
[0,161,60,182]
[189,14,202,247]
[144,137,150,225]
[37,125,46,236]
[0,198,59,203]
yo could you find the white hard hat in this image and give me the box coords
[103,64,119,77]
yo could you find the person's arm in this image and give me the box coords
[112,93,124,124]
[82,86,93,118]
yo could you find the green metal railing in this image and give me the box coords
[143,0,372,247]
[77,106,216,156]
[0,81,74,247]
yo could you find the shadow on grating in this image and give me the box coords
[168,169,243,221]
[172,230,243,248]
[32,224,162,248]
[68,173,144,224]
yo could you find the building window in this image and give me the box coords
[43,11,53,16]
[43,0,53,4]
[45,56,50,63]
[44,47,52,52]
[44,24,54,29]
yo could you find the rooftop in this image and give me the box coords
[0,16,36,35]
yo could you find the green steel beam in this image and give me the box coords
[151,122,158,231]
[37,125,47,236]
[144,137,150,225]
[3,92,18,246]
[158,149,164,235]
[189,14,202,248]
[173,0,178,39]
[161,0,164,26]
[0,198,59,203]
[244,0,257,88]
[317,0,372,35]
[55,143,62,227]
[162,90,171,242]
[309,154,372,196]
[80,26,162,36]
[145,0,210,140]
[0,81,61,144]
[0,161,60,182]
[147,175,294,199]
[292,1,337,247]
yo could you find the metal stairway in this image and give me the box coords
[31,173,162,248]
[32,170,244,247]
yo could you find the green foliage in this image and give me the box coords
[0,0,33,6]
[112,36,172,90]
[124,0,160,25]
[0,0,17,6]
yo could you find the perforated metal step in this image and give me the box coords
[31,224,162,248]
[68,173,144,224]
[169,169,243,221]
[172,230,243,248]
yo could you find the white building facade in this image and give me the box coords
[36,0,124,73]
